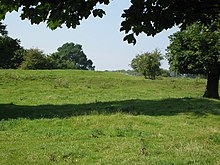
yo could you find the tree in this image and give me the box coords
[120,0,219,44]
[0,36,24,69]
[51,42,95,70]
[20,48,51,69]
[49,52,76,69]
[166,21,220,98]
[0,23,24,69]
[160,69,171,78]
[130,49,163,79]
[0,0,218,44]
[0,22,7,36]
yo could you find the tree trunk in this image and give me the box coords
[143,72,147,79]
[203,73,219,99]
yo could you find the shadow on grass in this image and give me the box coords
[0,98,219,120]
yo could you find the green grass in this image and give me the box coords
[0,69,220,164]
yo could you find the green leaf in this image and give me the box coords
[123,34,136,45]
[99,0,110,5]
[47,20,62,30]
[93,9,105,18]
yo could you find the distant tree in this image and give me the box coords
[20,49,50,69]
[131,49,163,79]
[0,22,7,36]
[49,52,76,69]
[0,1,218,44]
[86,59,95,71]
[166,21,220,98]
[160,69,171,77]
[51,42,95,70]
[0,36,24,69]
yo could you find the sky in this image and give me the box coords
[3,1,179,71]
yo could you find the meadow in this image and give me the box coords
[0,69,220,164]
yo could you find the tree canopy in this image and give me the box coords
[130,49,163,79]
[121,0,220,44]
[51,42,95,70]
[0,0,219,44]
[20,48,52,69]
[0,35,24,69]
[167,22,220,76]
[0,22,7,36]
[166,21,220,98]
[0,22,23,69]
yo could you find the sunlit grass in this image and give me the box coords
[0,69,219,164]
[0,69,206,105]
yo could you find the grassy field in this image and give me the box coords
[0,69,220,164]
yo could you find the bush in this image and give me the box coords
[20,49,51,69]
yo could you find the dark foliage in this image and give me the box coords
[0,22,7,35]
[50,42,95,70]
[0,0,219,44]
[0,36,24,69]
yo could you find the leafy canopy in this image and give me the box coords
[0,0,219,44]
[51,42,95,70]
[0,22,7,36]
[20,48,51,69]
[166,21,220,99]
[0,36,24,69]
[131,49,163,79]
[166,21,220,76]
[121,0,220,44]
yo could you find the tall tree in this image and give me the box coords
[0,0,219,43]
[131,49,163,79]
[48,52,76,69]
[0,36,24,69]
[51,42,95,70]
[166,21,220,98]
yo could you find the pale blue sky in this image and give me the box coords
[3,1,178,71]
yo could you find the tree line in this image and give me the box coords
[0,24,95,70]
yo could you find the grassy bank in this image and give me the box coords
[0,70,219,164]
